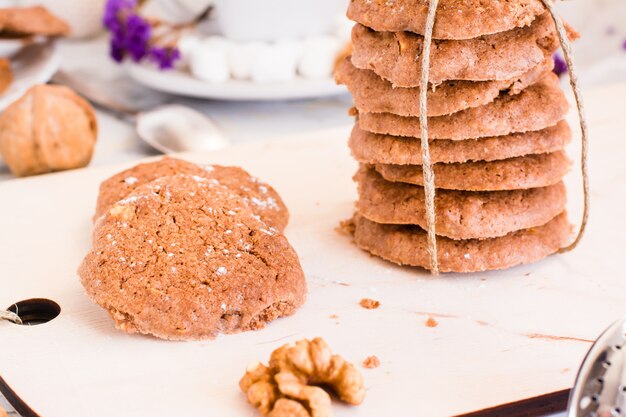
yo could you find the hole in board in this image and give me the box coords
[6,298,60,325]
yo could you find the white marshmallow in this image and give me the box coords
[189,36,230,83]
[332,13,354,43]
[298,36,343,79]
[250,40,300,83]
[226,42,263,80]
[177,34,202,65]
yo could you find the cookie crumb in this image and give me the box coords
[329,314,339,319]
[336,218,356,236]
[425,317,438,328]
[363,355,380,369]
[359,298,380,309]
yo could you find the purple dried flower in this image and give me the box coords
[110,37,126,62]
[103,0,135,30]
[103,0,182,70]
[622,39,626,51]
[125,14,151,61]
[553,53,568,77]
[149,46,181,70]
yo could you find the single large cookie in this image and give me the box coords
[95,157,289,231]
[79,174,307,340]
[351,13,576,86]
[349,122,572,165]
[350,213,571,273]
[355,166,567,240]
[336,56,552,117]
[375,151,571,191]
[347,0,546,40]
[357,74,568,140]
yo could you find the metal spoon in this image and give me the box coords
[568,318,626,417]
[51,69,229,154]
[135,104,229,154]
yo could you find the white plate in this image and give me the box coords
[0,36,35,58]
[127,63,347,101]
[0,41,60,111]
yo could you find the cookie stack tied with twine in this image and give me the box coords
[336,0,589,274]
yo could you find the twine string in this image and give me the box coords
[418,0,589,274]
[0,309,22,325]
[419,0,440,275]
[540,0,590,252]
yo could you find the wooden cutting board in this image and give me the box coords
[1,83,626,417]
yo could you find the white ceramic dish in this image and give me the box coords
[18,0,106,38]
[0,36,34,58]
[0,41,60,111]
[212,0,349,42]
[127,63,347,101]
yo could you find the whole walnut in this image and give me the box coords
[0,84,97,177]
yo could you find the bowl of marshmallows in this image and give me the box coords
[178,0,351,84]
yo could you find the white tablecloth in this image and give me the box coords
[1,2,625,415]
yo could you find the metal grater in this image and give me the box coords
[568,319,626,417]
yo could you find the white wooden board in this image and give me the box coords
[1,83,626,417]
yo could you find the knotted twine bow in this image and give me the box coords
[419,0,590,275]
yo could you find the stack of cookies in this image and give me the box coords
[336,0,578,273]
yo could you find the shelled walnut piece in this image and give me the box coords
[0,84,97,177]
[240,338,366,417]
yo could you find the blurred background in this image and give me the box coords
[0,0,620,179]
[0,0,623,181]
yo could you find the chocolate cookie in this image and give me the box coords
[357,74,568,140]
[79,174,307,340]
[347,0,546,40]
[355,166,567,240]
[336,56,553,117]
[375,151,571,191]
[350,212,571,273]
[351,13,577,86]
[95,157,289,231]
[349,122,572,165]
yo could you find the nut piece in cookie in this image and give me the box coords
[95,157,289,231]
[240,337,366,416]
[79,174,306,340]
[0,84,97,177]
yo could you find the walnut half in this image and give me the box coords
[240,337,366,417]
